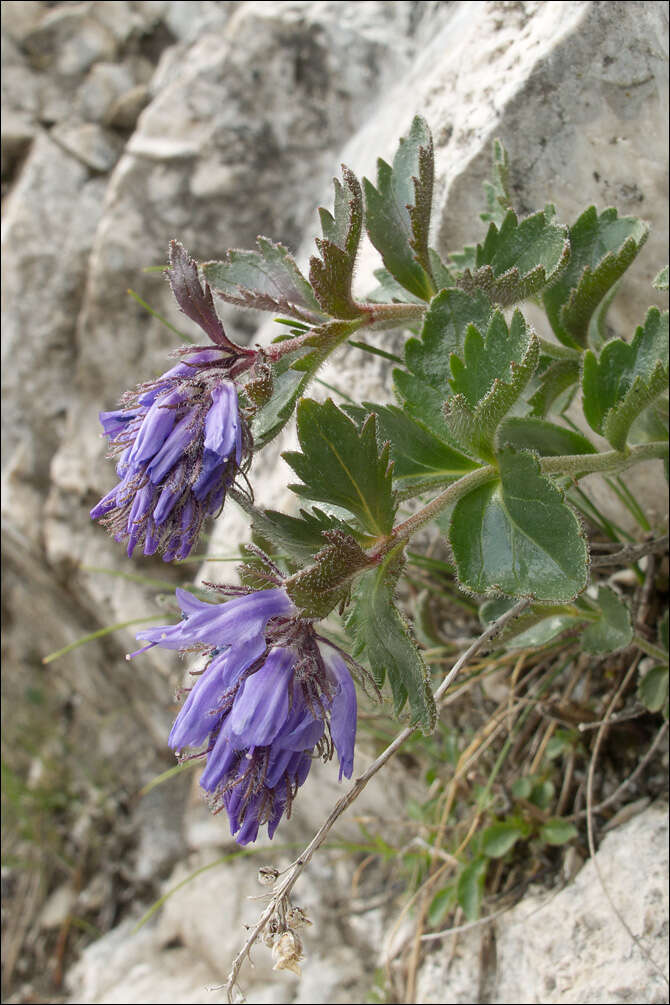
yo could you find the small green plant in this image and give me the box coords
[80,116,668,998]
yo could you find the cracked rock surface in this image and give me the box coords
[2,3,668,1003]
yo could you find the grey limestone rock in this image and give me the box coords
[1,2,668,1002]
[416,802,670,1005]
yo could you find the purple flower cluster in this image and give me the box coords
[91,242,256,560]
[135,587,357,844]
[91,351,248,560]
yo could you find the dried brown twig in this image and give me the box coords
[590,534,668,567]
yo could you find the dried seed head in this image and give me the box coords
[287,906,312,930]
[258,866,280,887]
[272,930,304,976]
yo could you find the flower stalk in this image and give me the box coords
[539,441,669,477]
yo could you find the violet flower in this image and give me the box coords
[91,242,256,560]
[134,586,357,845]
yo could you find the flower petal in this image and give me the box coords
[229,648,294,747]
[273,698,324,752]
[198,720,238,792]
[146,410,198,484]
[322,646,357,780]
[126,389,181,467]
[168,650,236,750]
[99,408,140,439]
[203,383,239,459]
[136,588,295,651]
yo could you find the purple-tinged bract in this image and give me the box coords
[135,587,357,844]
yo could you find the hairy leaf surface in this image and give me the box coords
[346,402,477,492]
[480,139,512,227]
[457,209,569,306]
[581,586,633,654]
[496,417,596,457]
[347,547,436,731]
[203,237,322,322]
[582,307,669,449]
[528,357,580,418]
[283,399,396,536]
[543,206,649,348]
[394,288,492,437]
[444,310,540,459]
[286,531,372,619]
[242,501,362,564]
[364,116,436,301]
[309,166,364,319]
[449,449,588,602]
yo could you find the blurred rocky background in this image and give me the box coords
[2,2,668,1003]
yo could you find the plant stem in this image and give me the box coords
[388,466,497,547]
[286,440,667,617]
[536,337,582,361]
[358,301,427,329]
[590,535,668,568]
[539,441,668,477]
[387,443,666,553]
[633,635,669,663]
[263,317,365,362]
[262,331,317,361]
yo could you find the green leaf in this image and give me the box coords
[346,402,478,493]
[481,820,525,858]
[496,417,596,457]
[363,116,436,301]
[545,730,578,760]
[243,502,362,564]
[428,885,457,926]
[528,358,581,418]
[251,320,360,448]
[539,819,578,846]
[456,858,488,921]
[309,166,364,319]
[580,586,633,654]
[203,236,322,322]
[407,289,494,388]
[449,449,588,602]
[365,267,425,305]
[445,310,540,459]
[449,311,536,406]
[480,596,585,649]
[428,249,458,290]
[511,777,532,800]
[457,209,569,306]
[250,359,303,447]
[542,206,649,348]
[652,265,669,292]
[394,288,492,438]
[283,399,396,537]
[530,779,555,811]
[637,665,669,713]
[582,307,669,450]
[480,139,512,227]
[505,614,580,649]
[449,244,477,273]
[587,279,621,350]
[627,395,669,449]
[346,546,436,731]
